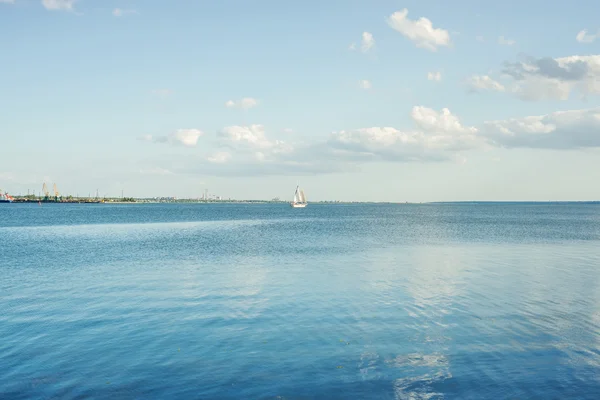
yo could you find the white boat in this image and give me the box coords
[290,185,307,208]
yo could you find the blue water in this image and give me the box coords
[1,203,600,399]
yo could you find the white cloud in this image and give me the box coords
[171,129,203,147]
[476,35,485,42]
[325,105,600,164]
[427,71,442,81]
[349,31,375,53]
[142,106,600,177]
[387,8,451,51]
[113,8,137,17]
[207,152,232,164]
[219,125,272,149]
[411,106,477,136]
[240,98,259,109]
[512,76,574,101]
[42,0,76,10]
[142,125,295,174]
[576,29,599,43]
[141,129,204,147]
[158,125,319,177]
[361,32,375,53]
[225,97,259,109]
[217,125,293,157]
[468,54,600,100]
[481,107,600,149]
[503,55,600,100]
[153,109,483,176]
[466,75,506,92]
[208,124,297,172]
[359,80,372,89]
[498,36,515,46]
[0,0,15,4]
[283,128,294,134]
[327,106,483,163]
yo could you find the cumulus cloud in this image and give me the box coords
[141,129,204,147]
[503,55,600,100]
[349,31,375,53]
[468,54,600,100]
[359,80,372,89]
[411,106,477,136]
[498,36,515,46]
[503,56,590,81]
[217,125,294,158]
[225,97,259,109]
[157,127,335,177]
[576,29,599,43]
[326,105,600,164]
[218,125,272,149]
[141,105,600,177]
[42,0,76,10]
[170,129,203,147]
[141,109,481,176]
[466,75,506,92]
[387,8,451,51]
[360,32,375,52]
[326,106,483,163]
[427,71,442,81]
[481,107,600,149]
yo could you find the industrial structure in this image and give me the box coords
[9,183,104,203]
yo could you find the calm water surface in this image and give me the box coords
[1,203,600,399]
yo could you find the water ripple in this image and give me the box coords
[1,203,600,398]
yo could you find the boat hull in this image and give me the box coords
[290,203,307,208]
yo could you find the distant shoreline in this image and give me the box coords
[5,200,600,205]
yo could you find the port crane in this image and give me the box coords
[41,183,61,201]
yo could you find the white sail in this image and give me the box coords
[299,190,306,203]
[293,186,300,203]
[291,185,307,207]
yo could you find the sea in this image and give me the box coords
[1,202,600,399]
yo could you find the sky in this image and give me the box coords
[2,0,600,201]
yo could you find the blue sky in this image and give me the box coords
[2,0,600,201]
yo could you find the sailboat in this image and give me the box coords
[290,185,307,208]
